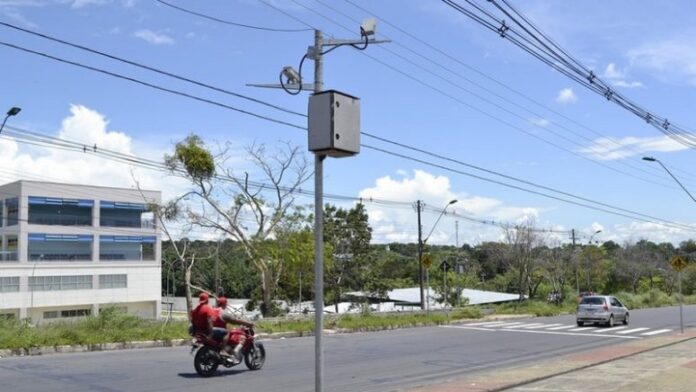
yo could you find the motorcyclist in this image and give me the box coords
[212,296,255,363]
[190,292,215,340]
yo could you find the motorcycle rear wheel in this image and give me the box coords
[244,342,265,370]
[194,347,219,377]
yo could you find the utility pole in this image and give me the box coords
[571,228,579,294]
[455,221,459,248]
[249,22,387,392]
[416,200,425,310]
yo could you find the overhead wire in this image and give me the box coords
[441,0,696,149]
[155,0,312,33]
[1,36,695,232]
[341,0,696,182]
[299,0,690,189]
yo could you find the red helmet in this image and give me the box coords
[198,292,209,304]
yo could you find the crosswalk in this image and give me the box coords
[444,320,673,339]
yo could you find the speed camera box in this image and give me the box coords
[308,90,360,157]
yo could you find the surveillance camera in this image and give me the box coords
[361,17,376,36]
[282,66,301,84]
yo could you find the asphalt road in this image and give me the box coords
[0,305,693,392]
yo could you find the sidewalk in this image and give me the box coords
[409,328,696,392]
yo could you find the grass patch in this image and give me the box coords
[492,300,574,317]
[0,307,189,350]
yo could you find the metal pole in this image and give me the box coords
[678,270,684,334]
[417,200,425,310]
[299,270,302,313]
[443,262,447,316]
[426,269,430,312]
[313,29,325,392]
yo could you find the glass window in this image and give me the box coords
[6,198,18,226]
[61,309,91,318]
[100,201,153,229]
[0,199,4,227]
[2,235,18,262]
[0,276,20,292]
[43,311,58,319]
[580,297,605,305]
[28,233,93,261]
[99,274,127,289]
[28,275,93,291]
[28,197,93,226]
[100,236,156,261]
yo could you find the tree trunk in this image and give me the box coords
[184,255,194,321]
[260,266,273,316]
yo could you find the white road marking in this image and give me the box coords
[546,325,576,330]
[487,322,526,327]
[641,329,672,336]
[569,327,598,332]
[616,327,650,335]
[504,323,543,329]
[523,323,562,329]
[593,326,628,333]
[466,321,510,326]
[440,325,641,339]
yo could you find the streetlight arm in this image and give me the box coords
[424,200,457,244]
[656,160,696,204]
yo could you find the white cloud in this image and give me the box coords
[133,29,175,46]
[0,104,187,202]
[556,88,578,104]
[578,135,688,161]
[71,0,109,8]
[357,170,541,244]
[628,34,696,86]
[1,9,38,28]
[601,63,643,89]
[531,118,550,128]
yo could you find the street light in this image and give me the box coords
[588,229,602,245]
[642,156,696,203]
[0,106,21,135]
[422,199,457,311]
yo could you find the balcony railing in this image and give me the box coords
[0,251,18,262]
[29,253,92,261]
[28,216,92,226]
[99,218,156,229]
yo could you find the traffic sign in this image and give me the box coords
[421,254,433,268]
[670,256,689,272]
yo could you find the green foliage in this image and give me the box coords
[0,311,189,350]
[165,134,215,180]
[492,300,574,317]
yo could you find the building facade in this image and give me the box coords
[0,181,161,322]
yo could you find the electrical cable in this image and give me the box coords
[2,40,694,232]
[155,0,312,33]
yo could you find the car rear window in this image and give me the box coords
[580,297,605,305]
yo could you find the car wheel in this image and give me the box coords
[623,313,629,325]
[606,315,614,328]
[576,321,583,327]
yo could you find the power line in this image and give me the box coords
[2,40,694,232]
[291,0,690,190]
[339,0,696,183]
[441,0,696,149]
[155,0,312,33]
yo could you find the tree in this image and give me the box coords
[499,221,545,301]
[323,203,372,312]
[165,135,309,316]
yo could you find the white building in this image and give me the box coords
[0,180,161,322]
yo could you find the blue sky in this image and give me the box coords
[1,0,695,245]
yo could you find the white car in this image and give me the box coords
[576,295,629,327]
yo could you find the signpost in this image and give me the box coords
[670,255,689,334]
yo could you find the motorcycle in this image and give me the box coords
[190,326,266,377]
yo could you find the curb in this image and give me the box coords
[0,314,530,359]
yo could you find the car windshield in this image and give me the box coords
[580,297,605,305]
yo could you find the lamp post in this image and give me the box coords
[588,229,602,245]
[0,106,21,135]
[642,156,696,203]
[249,22,388,392]
[422,199,457,312]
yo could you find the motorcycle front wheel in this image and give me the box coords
[194,347,219,377]
[244,342,266,370]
